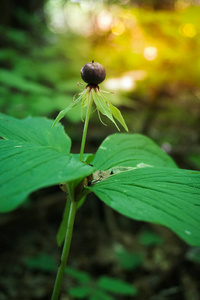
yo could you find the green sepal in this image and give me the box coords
[107,101,128,132]
[92,89,120,130]
[53,91,87,127]
[100,90,128,132]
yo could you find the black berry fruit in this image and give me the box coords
[81,61,106,85]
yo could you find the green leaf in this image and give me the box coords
[138,231,164,246]
[114,246,143,270]
[89,168,200,246]
[92,133,177,170]
[0,113,71,154]
[25,254,57,272]
[97,276,137,296]
[0,114,93,212]
[65,267,91,284]
[69,286,91,298]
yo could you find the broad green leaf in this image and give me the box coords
[97,276,137,296]
[92,133,177,170]
[0,114,93,212]
[0,140,92,212]
[89,168,200,246]
[0,113,71,154]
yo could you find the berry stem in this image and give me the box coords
[51,192,77,300]
[79,90,93,162]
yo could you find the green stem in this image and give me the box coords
[79,90,93,161]
[51,196,77,300]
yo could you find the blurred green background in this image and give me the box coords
[1,1,200,299]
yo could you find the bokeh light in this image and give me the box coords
[97,10,113,31]
[104,76,135,91]
[180,23,197,37]
[111,20,126,36]
[143,46,158,61]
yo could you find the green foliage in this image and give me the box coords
[92,89,128,132]
[92,133,177,170]
[138,231,164,246]
[0,113,93,212]
[69,286,92,298]
[114,246,143,270]
[0,23,84,124]
[0,114,200,246]
[25,253,57,272]
[89,134,200,246]
[0,69,52,95]
[97,276,137,296]
[89,167,200,246]
[25,254,137,299]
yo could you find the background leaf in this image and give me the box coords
[92,133,177,171]
[69,286,91,298]
[97,276,137,296]
[89,168,200,246]
[0,114,93,212]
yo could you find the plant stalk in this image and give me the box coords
[79,90,93,161]
[51,196,77,300]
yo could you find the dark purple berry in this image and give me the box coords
[81,61,106,85]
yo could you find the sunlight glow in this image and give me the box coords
[97,10,113,31]
[121,76,135,90]
[104,76,135,91]
[143,46,158,61]
[181,23,196,37]
[104,70,146,91]
[63,4,94,35]
[80,0,96,11]
[111,21,125,35]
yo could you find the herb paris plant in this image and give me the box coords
[0,61,200,300]
[53,61,128,162]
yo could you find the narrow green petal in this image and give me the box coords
[92,89,120,130]
[99,90,128,132]
[108,103,129,132]
[52,91,86,127]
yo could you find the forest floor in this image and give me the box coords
[0,185,200,300]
